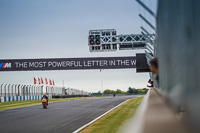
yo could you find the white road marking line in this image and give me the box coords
[72,99,130,133]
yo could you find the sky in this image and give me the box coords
[0,0,158,92]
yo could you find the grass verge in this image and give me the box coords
[0,97,95,111]
[80,97,143,133]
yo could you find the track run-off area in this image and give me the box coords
[0,96,138,133]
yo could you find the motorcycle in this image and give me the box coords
[42,98,48,109]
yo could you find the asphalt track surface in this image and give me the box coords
[0,96,137,133]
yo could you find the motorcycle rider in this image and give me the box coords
[41,94,48,105]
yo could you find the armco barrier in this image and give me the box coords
[52,95,89,98]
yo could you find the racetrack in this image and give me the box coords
[0,96,137,133]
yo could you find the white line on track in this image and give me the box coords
[72,99,130,133]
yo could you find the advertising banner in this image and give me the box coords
[0,56,136,71]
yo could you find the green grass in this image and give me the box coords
[80,97,143,133]
[0,97,95,111]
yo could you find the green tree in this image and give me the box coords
[116,89,122,94]
[103,89,111,94]
[121,91,127,94]
[127,87,134,94]
[133,88,138,94]
[110,90,116,94]
[137,88,148,94]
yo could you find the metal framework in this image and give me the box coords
[88,29,155,52]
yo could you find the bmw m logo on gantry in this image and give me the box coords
[0,63,11,68]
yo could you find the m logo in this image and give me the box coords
[0,63,11,68]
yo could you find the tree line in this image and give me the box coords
[103,87,148,95]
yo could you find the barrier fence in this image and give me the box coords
[0,84,90,102]
[150,0,200,132]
